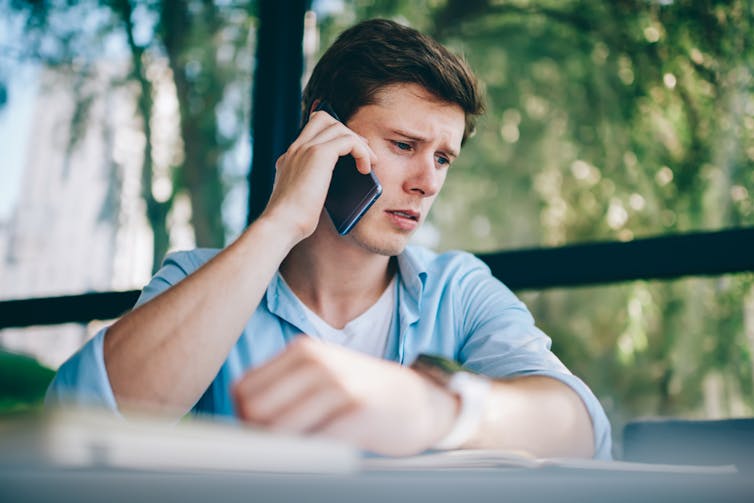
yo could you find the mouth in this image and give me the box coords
[385,209,421,231]
[386,209,420,221]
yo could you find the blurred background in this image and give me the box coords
[0,0,752,454]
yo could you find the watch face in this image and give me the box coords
[411,354,471,386]
[417,354,467,373]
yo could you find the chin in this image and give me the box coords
[349,225,409,256]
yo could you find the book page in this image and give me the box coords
[362,449,738,474]
[0,407,358,474]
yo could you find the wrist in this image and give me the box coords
[411,354,492,450]
[433,371,491,449]
[421,377,461,447]
[251,210,307,251]
[230,214,300,271]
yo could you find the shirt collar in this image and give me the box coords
[265,245,429,324]
[265,272,311,334]
[395,245,428,308]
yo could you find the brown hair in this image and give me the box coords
[303,19,485,144]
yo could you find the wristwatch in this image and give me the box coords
[411,354,492,450]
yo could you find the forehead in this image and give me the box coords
[355,83,465,150]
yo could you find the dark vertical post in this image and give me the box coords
[247,0,311,224]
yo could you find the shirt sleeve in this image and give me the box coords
[454,255,613,459]
[45,250,207,411]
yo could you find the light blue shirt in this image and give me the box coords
[47,245,612,458]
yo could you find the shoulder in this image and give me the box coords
[403,245,519,309]
[159,248,222,277]
[133,248,222,308]
[403,245,491,279]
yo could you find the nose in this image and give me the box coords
[404,154,441,197]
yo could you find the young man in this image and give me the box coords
[48,19,611,459]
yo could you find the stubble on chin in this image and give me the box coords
[348,224,409,257]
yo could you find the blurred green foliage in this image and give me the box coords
[0,350,54,414]
[3,0,258,271]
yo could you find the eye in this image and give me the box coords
[393,141,413,151]
[436,155,451,167]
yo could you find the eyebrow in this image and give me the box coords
[390,128,459,159]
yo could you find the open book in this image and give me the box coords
[362,448,738,474]
[0,407,358,474]
[0,408,737,475]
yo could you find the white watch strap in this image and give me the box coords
[432,371,492,450]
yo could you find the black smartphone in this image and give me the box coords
[313,101,382,235]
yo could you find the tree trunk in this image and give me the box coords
[115,0,173,273]
[160,0,226,249]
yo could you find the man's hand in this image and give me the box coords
[261,110,377,243]
[232,337,459,456]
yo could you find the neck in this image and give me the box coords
[280,215,396,329]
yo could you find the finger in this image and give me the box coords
[306,132,376,175]
[350,141,376,175]
[310,407,368,447]
[268,382,356,434]
[233,342,311,415]
[293,117,377,175]
[235,363,316,424]
[358,135,378,161]
[274,152,286,170]
[289,109,341,150]
[233,337,330,418]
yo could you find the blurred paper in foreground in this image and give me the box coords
[0,407,357,474]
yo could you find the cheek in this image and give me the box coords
[424,173,447,205]
[431,169,449,196]
[437,169,449,186]
[422,194,439,211]
[372,157,405,187]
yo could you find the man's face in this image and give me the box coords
[342,83,465,256]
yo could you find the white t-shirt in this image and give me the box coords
[294,277,396,358]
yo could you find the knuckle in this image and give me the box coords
[240,397,271,423]
[318,364,341,385]
[238,398,258,421]
[293,336,317,351]
[328,378,361,407]
[343,389,366,410]
[290,337,321,362]
[306,142,327,158]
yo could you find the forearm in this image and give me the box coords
[104,216,296,416]
[104,110,374,417]
[464,376,595,458]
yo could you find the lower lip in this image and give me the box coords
[386,211,419,231]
